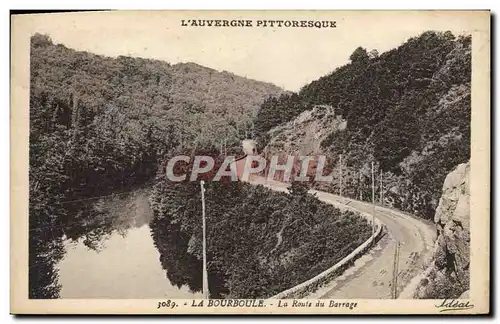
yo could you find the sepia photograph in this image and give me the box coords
[10,10,490,314]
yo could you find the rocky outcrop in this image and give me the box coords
[415,161,470,298]
[434,162,470,276]
[264,105,344,156]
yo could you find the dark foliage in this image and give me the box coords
[28,33,283,298]
[149,149,371,298]
[255,31,471,220]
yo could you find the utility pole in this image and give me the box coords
[371,161,375,236]
[359,171,362,201]
[200,180,209,299]
[224,138,227,157]
[392,241,400,299]
[339,154,343,196]
[380,169,383,205]
[358,171,362,201]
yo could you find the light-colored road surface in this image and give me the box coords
[250,177,436,299]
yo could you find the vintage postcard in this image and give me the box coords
[10,10,490,315]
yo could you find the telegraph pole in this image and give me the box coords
[371,162,375,236]
[392,241,400,299]
[380,169,383,205]
[359,171,362,201]
[200,180,209,299]
[339,154,343,196]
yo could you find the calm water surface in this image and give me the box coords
[56,189,202,299]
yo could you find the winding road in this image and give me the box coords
[250,177,436,299]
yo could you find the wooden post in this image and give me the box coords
[200,181,209,299]
[339,154,343,196]
[392,241,400,299]
[396,241,400,297]
[359,170,362,201]
[371,162,375,236]
[380,169,383,205]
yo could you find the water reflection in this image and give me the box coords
[32,187,202,299]
[58,226,199,298]
[149,219,203,294]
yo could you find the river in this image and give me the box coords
[55,188,202,299]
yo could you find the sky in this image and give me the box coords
[15,11,483,91]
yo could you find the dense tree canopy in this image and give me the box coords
[255,31,471,219]
[149,149,371,298]
[28,33,283,298]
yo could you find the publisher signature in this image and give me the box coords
[435,299,474,312]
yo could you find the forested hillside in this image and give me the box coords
[149,148,372,298]
[29,33,283,298]
[255,31,471,220]
[29,30,471,299]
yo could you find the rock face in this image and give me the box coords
[415,161,470,298]
[435,162,470,276]
[264,105,344,156]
